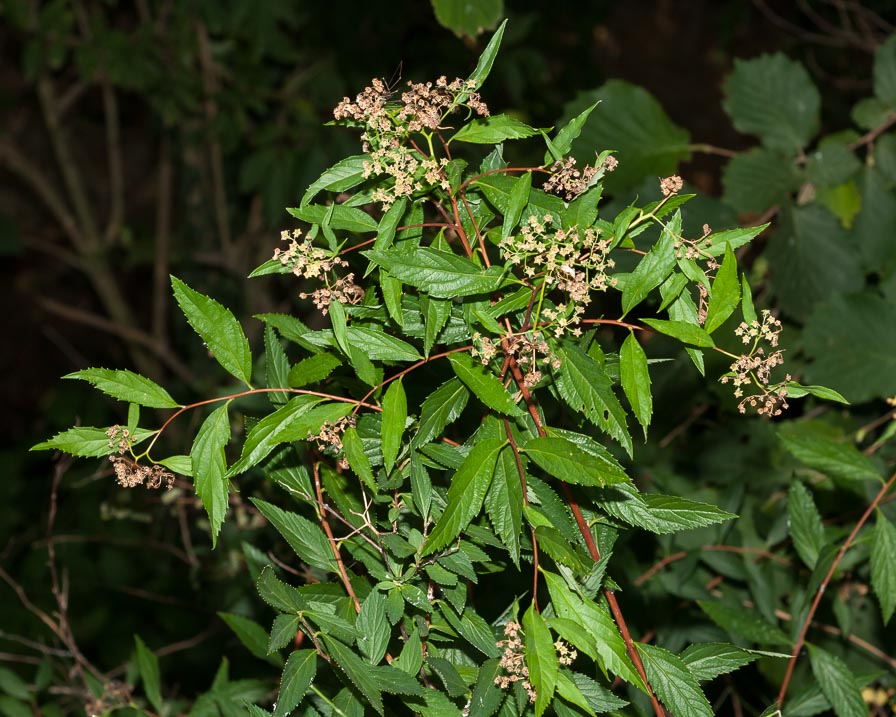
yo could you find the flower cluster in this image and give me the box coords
[543,157,597,200]
[308,416,356,455]
[722,310,790,416]
[106,425,131,454]
[109,455,174,490]
[555,639,577,666]
[494,621,536,703]
[660,174,683,197]
[334,76,488,207]
[471,332,499,365]
[505,331,561,387]
[299,274,365,316]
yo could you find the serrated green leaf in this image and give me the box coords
[288,352,342,388]
[874,34,896,106]
[287,204,377,233]
[363,246,507,298]
[452,114,538,144]
[431,0,502,38]
[619,333,652,439]
[251,499,337,572]
[704,243,739,334]
[777,421,880,484]
[373,197,407,255]
[534,525,591,573]
[704,223,769,258]
[870,512,896,623]
[461,19,506,94]
[357,590,390,664]
[621,215,677,315]
[342,427,375,491]
[134,635,162,714]
[723,53,820,152]
[329,300,350,357]
[544,102,599,165]
[268,614,300,653]
[423,438,505,555]
[523,605,557,717]
[31,426,155,457]
[722,148,799,213]
[381,379,407,474]
[448,353,523,417]
[219,612,282,667]
[423,296,452,357]
[501,171,532,241]
[698,601,790,647]
[599,486,736,534]
[788,481,826,569]
[427,656,467,697]
[469,658,505,717]
[784,383,849,404]
[171,276,253,386]
[301,155,369,207]
[410,452,433,520]
[854,166,896,270]
[64,368,179,408]
[323,636,383,715]
[569,671,629,713]
[679,642,761,681]
[642,318,715,348]
[439,603,501,658]
[807,645,868,717]
[394,628,423,675]
[636,643,713,717]
[484,444,523,565]
[274,650,317,717]
[256,567,305,613]
[411,378,470,448]
[523,435,629,488]
[192,405,230,547]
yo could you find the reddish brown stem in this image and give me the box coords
[313,462,361,612]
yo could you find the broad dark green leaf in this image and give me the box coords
[501,171,532,241]
[268,614,300,653]
[287,204,377,233]
[523,435,629,488]
[380,379,406,474]
[619,333,652,438]
[642,319,715,348]
[134,635,162,714]
[256,566,305,613]
[439,603,501,658]
[452,114,538,144]
[569,671,629,713]
[288,352,342,388]
[621,214,677,315]
[721,148,799,213]
[873,34,896,106]
[704,223,769,258]
[274,650,317,717]
[363,246,507,298]
[807,645,868,717]
[854,166,896,270]
[534,525,591,573]
[431,0,502,38]
[723,53,820,152]
[484,445,523,565]
[171,276,253,386]
[423,296,451,357]
[251,499,337,572]
[264,326,290,405]
[448,353,523,416]
[806,139,861,188]
[393,628,423,675]
[636,643,713,717]
[704,243,739,334]
[357,590,390,665]
[788,481,826,569]
[192,405,231,547]
[870,512,896,623]
[323,636,384,715]
[218,613,281,667]
[64,368,179,408]
[544,101,599,164]
[679,643,761,682]
[777,421,880,484]
[469,658,505,717]
[342,427,374,490]
[427,656,467,697]
[411,378,470,448]
[423,437,505,555]
[698,601,790,647]
[301,155,369,207]
[373,197,407,255]
[524,605,557,717]
[554,343,632,456]
[598,487,736,534]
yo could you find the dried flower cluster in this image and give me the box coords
[722,310,790,416]
[84,680,131,717]
[106,425,132,454]
[109,455,174,490]
[299,274,365,315]
[494,621,536,703]
[471,332,499,365]
[555,639,577,666]
[660,174,683,197]
[334,76,488,207]
[505,331,561,387]
[544,157,597,200]
[308,416,356,455]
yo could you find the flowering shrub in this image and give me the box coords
[32,22,896,717]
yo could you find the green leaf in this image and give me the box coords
[698,601,790,647]
[423,296,452,357]
[544,101,599,165]
[704,243,739,334]
[788,481,826,569]
[287,204,377,233]
[274,650,317,717]
[323,636,384,715]
[680,643,761,682]
[484,445,524,565]
[524,605,558,717]
[554,343,632,456]
[381,379,407,474]
[301,154,369,207]
[191,405,231,547]
[501,171,532,241]
[410,452,433,520]
[784,382,849,404]
[621,214,677,315]
[0,668,30,701]
[523,435,629,488]
[134,635,162,714]
[853,166,896,269]
[423,438,505,555]
[171,276,253,386]
[619,333,652,438]
[469,658,505,717]
[722,148,799,212]
[269,614,300,653]
[642,319,715,348]
[219,613,282,667]
[363,246,507,298]
[264,326,290,405]
[806,139,861,188]
[448,353,523,416]
[452,114,538,144]
[32,426,151,458]
[807,644,868,717]
[873,34,896,106]
[802,293,896,402]
[288,352,342,388]
[777,421,880,484]
[64,368,179,408]
[870,512,896,623]
[723,53,820,152]
[569,671,629,713]
[636,643,713,717]
[329,300,350,357]
[411,378,470,448]
[704,224,769,258]
[766,205,864,322]
[534,525,591,573]
[431,0,502,38]
[357,590,390,664]
[251,499,337,572]
[427,656,467,697]
[602,488,735,534]
[373,197,408,254]
[560,80,691,193]
[462,19,506,93]
[440,604,501,658]
[256,567,305,613]
[343,427,375,490]
[394,628,423,675]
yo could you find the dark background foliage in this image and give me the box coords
[3,1,896,714]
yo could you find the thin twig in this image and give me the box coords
[313,462,361,612]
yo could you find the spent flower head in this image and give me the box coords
[721,310,789,416]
